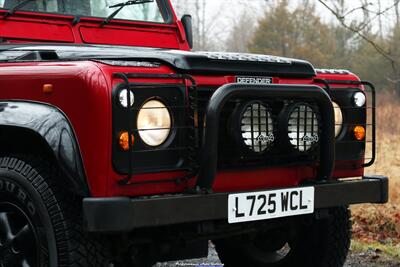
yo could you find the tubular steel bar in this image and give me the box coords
[320,79,376,167]
[113,72,197,185]
[114,73,134,184]
[314,78,332,96]
[360,81,376,167]
[196,84,336,192]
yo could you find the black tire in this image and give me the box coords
[214,207,351,267]
[0,156,112,267]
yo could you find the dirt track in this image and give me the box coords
[345,250,399,267]
[155,245,400,267]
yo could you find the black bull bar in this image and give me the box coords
[196,83,335,192]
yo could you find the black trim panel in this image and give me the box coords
[0,101,89,196]
[83,175,388,232]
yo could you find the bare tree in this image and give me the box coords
[171,0,227,51]
[317,0,400,93]
[225,11,256,53]
[318,0,400,61]
[378,0,383,37]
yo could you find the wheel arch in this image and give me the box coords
[0,101,90,196]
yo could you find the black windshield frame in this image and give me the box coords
[0,0,174,24]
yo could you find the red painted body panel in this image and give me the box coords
[103,67,365,197]
[79,25,180,48]
[0,19,74,42]
[0,60,365,197]
[0,61,111,196]
[0,59,366,197]
[0,1,366,197]
[0,8,188,50]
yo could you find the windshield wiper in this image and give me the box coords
[100,0,154,27]
[4,0,36,18]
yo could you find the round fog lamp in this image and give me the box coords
[119,89,134,108]
[137,100,171,147]
[240,102,274,153]
[288,104,320,152]
[333,102,343,137]
[354,92,366,107]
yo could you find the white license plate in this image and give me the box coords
[228,187,315,224]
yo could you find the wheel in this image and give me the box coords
[214,207,351,267]
[0,156,112,267]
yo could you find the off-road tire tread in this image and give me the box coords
[215,206,351,267]
[0,156,111,267]
[322,207,352,267]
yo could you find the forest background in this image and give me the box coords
[171,0,400,259]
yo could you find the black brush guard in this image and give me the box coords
[83,83,388,232]
[196,83,335,192]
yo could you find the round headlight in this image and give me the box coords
[354,92,366,107]
[288,104,319,152]
[333,102,343,137]
[240,102,274,153]
[137,100,171,147]
[118,89,134,108]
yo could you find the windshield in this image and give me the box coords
[0,0,168,23]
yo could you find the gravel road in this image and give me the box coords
[155,244,399,267]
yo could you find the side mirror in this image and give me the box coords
[181,15,193,49]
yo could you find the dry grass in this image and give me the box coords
[352,91,400,245]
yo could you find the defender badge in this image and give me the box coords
[236,76,273,85]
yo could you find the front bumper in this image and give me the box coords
[83,175,388,233]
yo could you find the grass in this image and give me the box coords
[351,240,400,260]
[351,91,400,252]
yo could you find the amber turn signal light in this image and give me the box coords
[118,132,134,151]
[353,126,366,141]
[43,84,54,94]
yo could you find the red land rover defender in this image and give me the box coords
[0,1,388,267]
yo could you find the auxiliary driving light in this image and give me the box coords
[333,102,343,137]
[137,99,171,147]
[240,102,274,153]
[288,104,319,152]
[353,126,366,141]
[354,92,366,107]
[118,132,134,151]
[118,89,134,108]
